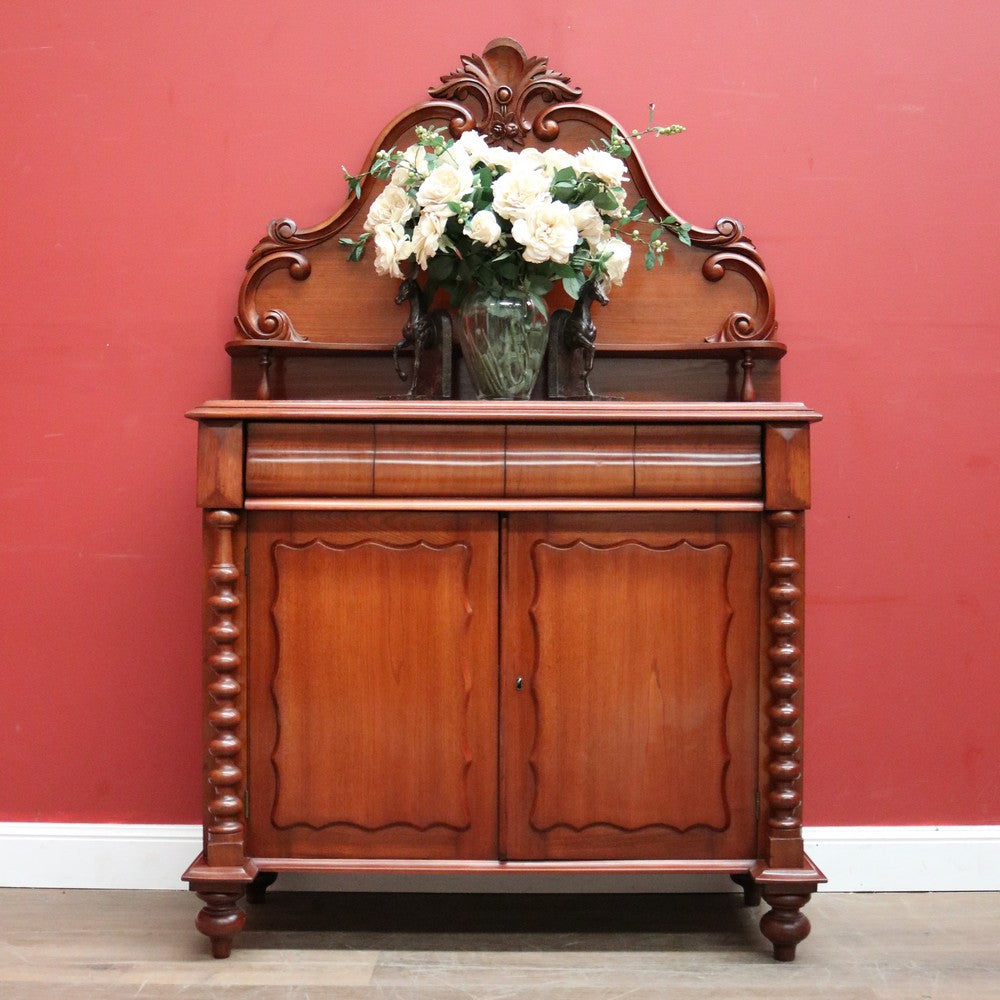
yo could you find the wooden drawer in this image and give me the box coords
[245,421,762,499]
[505,425,634,496]
[374,424,505,496]
[246,423,374,496]
[634,425,761,497]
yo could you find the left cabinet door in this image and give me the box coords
[245,510,499,860]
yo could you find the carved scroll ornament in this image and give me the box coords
[234,38,776,347]
[429,36,582,147]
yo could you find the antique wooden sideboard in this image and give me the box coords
[184,39,824,961]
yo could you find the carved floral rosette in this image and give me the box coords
[234,37,776,347]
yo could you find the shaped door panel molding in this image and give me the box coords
[501,512,760,861]
[247,511,499,860]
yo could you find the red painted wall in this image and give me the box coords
[2,3,997,825]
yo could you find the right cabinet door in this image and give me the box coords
[501,512,761,861]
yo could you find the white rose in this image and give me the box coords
[571,202,605,243]
[574,147,627,187]
[511,201,579,265]
[411,211,447,269]
[514,147,546,171]
[541,146,577,175]
[440,142,473,174]
[416,162,474,217]
[585,222,612,251]
[464,209,502,247]
[390,143,430,187]
[492,166,552,221]
[364,184,415,231]
[455,129,492,166]
[595,236,632,286]
[372,223,412,279]
[481,145,518,172]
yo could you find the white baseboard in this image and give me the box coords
[1,823,997,892]
[804,825,1000,892]
[0,823,202,891]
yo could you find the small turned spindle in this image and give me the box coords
[740,349,756,402]
[256,348,272,401]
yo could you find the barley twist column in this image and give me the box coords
[765,509,803,838]
[205,510,244,844]
[759,509,812,961]
[194,509,247,959]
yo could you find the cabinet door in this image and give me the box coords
[246,511,498,859]
[501,512,760,861]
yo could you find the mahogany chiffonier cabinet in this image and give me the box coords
[184,38,824,961]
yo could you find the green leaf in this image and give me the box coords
[592,190,619,212]
[496,259,519,282]
[348,242,366,262]
[426,253,453,283]
[552,166,577,184]
[562,273,584,300]
[644,249,656,270]
[525,274,551,298]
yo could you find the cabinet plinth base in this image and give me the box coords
[183,853,825,960]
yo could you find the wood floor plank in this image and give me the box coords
[0,889,996,1000]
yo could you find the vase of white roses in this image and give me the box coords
[341,117,689,399]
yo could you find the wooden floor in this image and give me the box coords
[0,888,997,998]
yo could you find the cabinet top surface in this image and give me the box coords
[188,400,821,424]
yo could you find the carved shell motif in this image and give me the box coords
[429,37,582,147]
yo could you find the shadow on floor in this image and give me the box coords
[241,891,763,953]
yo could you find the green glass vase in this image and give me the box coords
[457,287,549,400]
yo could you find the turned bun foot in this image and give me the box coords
[731,872,762,907]
[760,890,812,961]
[195,890,246,959]
[246,871,278,904]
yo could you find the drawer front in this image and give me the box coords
[246,422,505,498]
[505,425,634,496]
[634,425,762,497]
[246,423,374,497]
[245,421,762,499]
[374,424,505,496]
